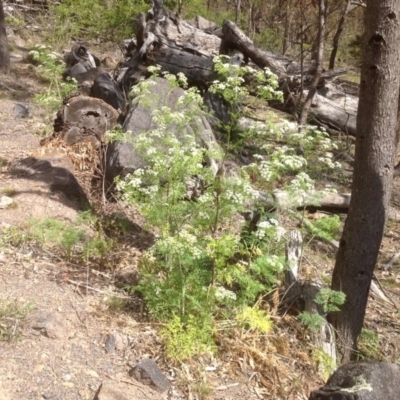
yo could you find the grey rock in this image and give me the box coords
[204,91,233,129]
[62,62,88,81]
[0,196,13,209]
[8,34,26,48]
[104,334,117,353]
[309,361,400,400]
[129,358,170,393]
[104,333,129,353]
[13,103,30,118]
[105,77,218,185]
[90,73,126,112]
[30,310,69,340]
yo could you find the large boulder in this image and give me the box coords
[309,361,400,400]
[105,77,218,186]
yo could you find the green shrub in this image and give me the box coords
[113,58,343,361]
[30,45,77,112]
[112,64,286,360]
[49,0,148,44]
[0,299,35,341]
[1,216,114,263]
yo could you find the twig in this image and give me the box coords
[371,274,400,312]
[65,279,131,299]
[383,251,400,271]
[0,81,17,92]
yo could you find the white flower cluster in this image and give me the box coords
[250,146,308,184]
[257,85,284,101]
[29,50,40,60]
[196,192,212,204]
[147,65,162,75]
[254,161,275,182]
[322,184,338,194]
[125,174,142,189]
[318,154,341,170]
[223,177,259,206]
[177,88,203,107]
[156,229,202,259]
[265,254,285,271]
[255,219,286,241]
[288,172,315,196]
[224,188,245,205]
[130,79,157,98]
[276,154,307,170]
[320,137,338,151]
[214,284,237,301]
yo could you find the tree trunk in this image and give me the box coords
[299,0,328,126]
[329,0,400,364]
[282,0,292,55]
[328,0,356,70]
[235,0,241,25]
[0,0,10,73]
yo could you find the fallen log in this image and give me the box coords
[257,189,400,223]
[125,4,358,137]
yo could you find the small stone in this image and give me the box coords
[30,310,69,340]
[104,334,116,353]
[34,364,45,373]
[62,374,72,381]
[86,369,100,378]
[0,196,13,209]
[129,358,171,393]
[42,392,54,399]
[13,103,30,118]
[104,333,127,353]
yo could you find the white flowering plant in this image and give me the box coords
[112,71,289,359]
[210,55,283,104]
[30,45,77,111]
[286,125,343,179]
[208,55,284,143]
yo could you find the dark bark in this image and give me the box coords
[299,0,328,126]
[329,0,400,363]
[328,0,357,70]
[0,0,10,73]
